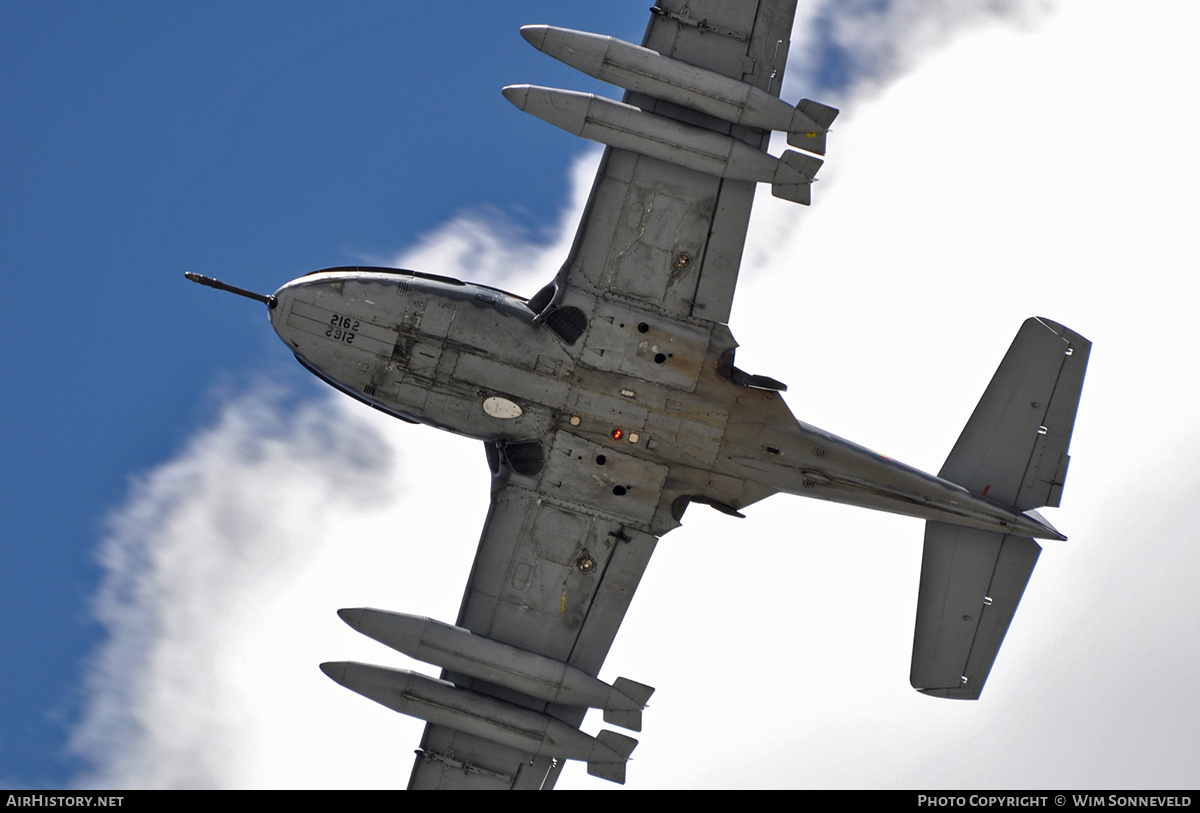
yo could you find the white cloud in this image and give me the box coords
[788,0,1055,100]
[394,150,600,297]
[76,0,1200,789]
[74,389,407,787]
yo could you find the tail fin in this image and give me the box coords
[772,150,822,205]
[588,730,638,785]
[787,98,839,154]
[939,317,1091,510]
[787,130,827,156]
[604,677,655,731]
[612,676,654,706]
[796,98,840,129]
[912,318,1090,700]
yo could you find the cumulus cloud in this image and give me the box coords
[394,151,600,296]
[73,390,397,787]
[76,0,1200,789]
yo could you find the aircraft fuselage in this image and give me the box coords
[270,268,1060,540]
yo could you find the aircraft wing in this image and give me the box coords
[407,1,802,788]
[408,431,666,789]
[548,0,801,326]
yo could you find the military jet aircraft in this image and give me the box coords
[188,0,1088,789]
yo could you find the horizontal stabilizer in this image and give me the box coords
[911,523,1041,699]
[588,730,638,784]
[939,317,1090,510]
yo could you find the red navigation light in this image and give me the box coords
[611,428,623,441]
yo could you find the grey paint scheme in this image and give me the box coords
[231,0,1089,789]
[318,662,638,785]
[336,610,653,725]
[518,25,836,154]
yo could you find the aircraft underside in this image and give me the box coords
[187,0,1089,788]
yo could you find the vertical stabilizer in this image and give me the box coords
[787,98,839,154]
[588,730,638,784]
[603,677,655,731]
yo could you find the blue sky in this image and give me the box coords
[4,0,1199,790]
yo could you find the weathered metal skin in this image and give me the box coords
[337,609,652,722]
[270,267,1063,542]
[270,269,563,439]
[517,25,837,150]
[318,662,635,769]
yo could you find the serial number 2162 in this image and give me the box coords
[325,313,359,344]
